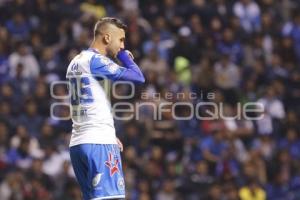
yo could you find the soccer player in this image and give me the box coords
[66,17,145,200]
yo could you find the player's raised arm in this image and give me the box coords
[89,51,145,83]
[116,50,145,83]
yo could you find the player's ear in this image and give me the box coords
[103,34,111,44]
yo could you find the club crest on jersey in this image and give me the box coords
[107,63,119,73]
[101,56,110,65]
[105,152,120,176]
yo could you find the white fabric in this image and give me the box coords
[66,50,117,147]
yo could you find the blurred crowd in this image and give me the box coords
[1,0,300,199]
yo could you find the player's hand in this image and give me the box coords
[116,137,123,152]
[125,50,134,60]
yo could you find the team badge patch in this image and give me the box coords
[105,152,120,176]
[101,56,110,65]
[107,63,119,73]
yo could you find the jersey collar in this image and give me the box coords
[87,48,100,54]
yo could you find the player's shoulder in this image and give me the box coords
[69,50,91,62]
[90,52,113,66]
[89,51,122,75]
[95,54,110,62]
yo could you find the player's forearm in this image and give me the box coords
[117,50,145,83]
[119,68,145,83]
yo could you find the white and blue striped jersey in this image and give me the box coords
[66,49,128,147]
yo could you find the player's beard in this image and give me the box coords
[106,46,118,59]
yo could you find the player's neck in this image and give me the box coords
[90,41,106,56]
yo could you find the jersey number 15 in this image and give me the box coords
[70,77,94,105]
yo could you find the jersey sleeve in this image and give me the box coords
[90,53,145,83]
[116,50,145,83]
[90,54,126,81]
